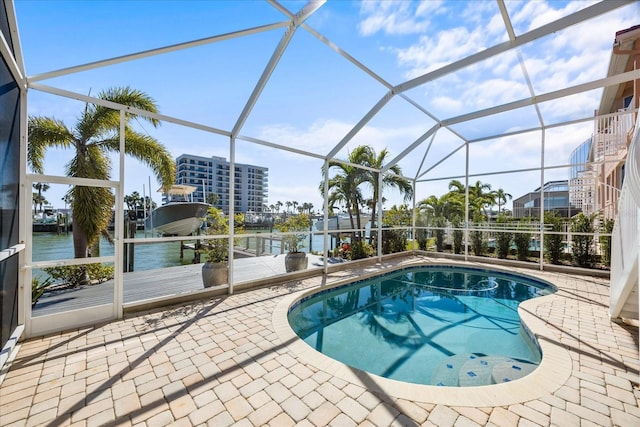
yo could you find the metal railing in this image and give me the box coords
[609,112,640,321]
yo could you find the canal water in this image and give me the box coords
[32,230,338,272]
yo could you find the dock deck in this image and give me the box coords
[32,253,330,316]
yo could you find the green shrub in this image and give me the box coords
[381,228,408,254]
[200,207,229,262]
[415,215,428,250]
[451,215,464,254]
[494,214,512,259]
[599,218,614,267]
[277,213,312,253]
[470,214,485,256]
[514,220,532,261]
[432,216,446,252]
[351,240,374,260]
[32,275,53,307]
[44,264,114,287]
[571,212,594,268]
[544,211,564,265]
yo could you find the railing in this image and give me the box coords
[609,112,640,321]
[594,109,636,160]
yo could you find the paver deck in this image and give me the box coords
[1,255,639,426]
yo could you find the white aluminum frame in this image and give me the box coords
[5,0,639,337]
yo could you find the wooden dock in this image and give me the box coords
[32,253,330,317]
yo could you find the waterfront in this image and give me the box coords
[33,231,188,270]
[31,229,337,272]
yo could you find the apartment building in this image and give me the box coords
[512,180,577,218]
[175,154,268,214]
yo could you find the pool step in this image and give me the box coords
[431,354,537,387]
[491,360,537,383]
[430,353,480,386]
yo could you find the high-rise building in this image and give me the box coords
[175,154,268,214]
[512,180,576,218]
[568,138,595,213]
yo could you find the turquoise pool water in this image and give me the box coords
[288,265,555,387]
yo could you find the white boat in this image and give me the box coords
[145,185,210,236]
[314,214,370,231]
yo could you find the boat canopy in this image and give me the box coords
[158,185,197,196]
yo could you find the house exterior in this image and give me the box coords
[512,180,577,218]
[569,25,639,220]
[175,154,268,214]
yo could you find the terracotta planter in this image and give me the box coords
[285,252,308,273]
[202,261,228,287]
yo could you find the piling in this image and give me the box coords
[124,211,136,272]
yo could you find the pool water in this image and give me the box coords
[288,266,555,387]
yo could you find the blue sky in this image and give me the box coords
[14,0,639,213]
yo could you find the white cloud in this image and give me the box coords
[358,0,444,36]
[509,0,592,34]
[396,26,487,76]
[257,119,354,156]
[431,96,464,115]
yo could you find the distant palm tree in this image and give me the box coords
[494,188,512,213]
[124,191,141,211]
[469,180,495,218]
[32,182,50,212]
[28,87,175,264]
[32,192,48,213]
[361,147,413,237]
[206,193,220,206]
[447,179,495,219]
[321,146,370,237]
[417,195,450,251]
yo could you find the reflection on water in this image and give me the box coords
[288,266,554,386]
[32,232,191,271]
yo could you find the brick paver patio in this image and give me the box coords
[1,256,639,426]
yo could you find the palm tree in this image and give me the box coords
[32,192,48,213]
[447,179,494,219]
[124,191,141,211]
[321,146,371,238]
[494,188,512,213]
[361,147,413,238]
[206,192,220,206]
[32,182,50,212]
[28,86,175,262]
[469,180,495,218]
[417,195,450,251]
[321,173,364,232]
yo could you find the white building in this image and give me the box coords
[175,154,268,214]
[569,25,639,220]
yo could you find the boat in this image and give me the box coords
[314,213,371,231]
[32,206,71,233]
[145,185,210,236]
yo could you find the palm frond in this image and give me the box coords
[102,130,175,190]
[98,86,160,127]
[27,116,74,173]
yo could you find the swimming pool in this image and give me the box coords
[287,265,556,387]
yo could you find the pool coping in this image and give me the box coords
[272,261,573,407]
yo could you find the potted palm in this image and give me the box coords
[277,213,312,272]
[200,207,229,287]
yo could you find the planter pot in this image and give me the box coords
[202,261,228,287]
[285,252,308,273]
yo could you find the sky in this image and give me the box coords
[13,0,639,214]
